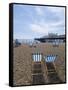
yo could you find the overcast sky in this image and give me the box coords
[13,4,65,39]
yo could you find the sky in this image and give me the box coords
[13,4,65,39]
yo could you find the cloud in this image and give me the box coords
[29,6,65,35]
[30,23,48,34]
[29,19,65,35]
[47,7,65,20]
[47,7,64,13]
[14,5,65,39]
[35,6,43,15]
